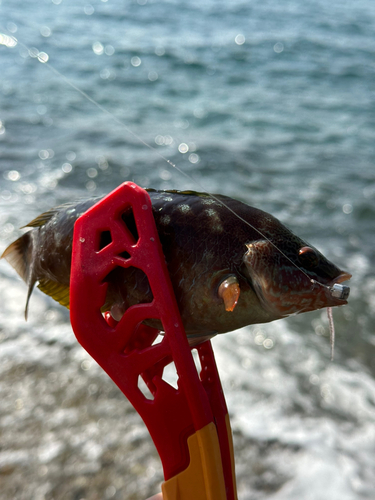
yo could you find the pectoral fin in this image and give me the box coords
[218,275,240,312]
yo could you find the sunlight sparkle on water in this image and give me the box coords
[105,485,117,498]
[40,26,51,37]
[3,223,14,234]
[39,149,54,160]
[274,42,284,53]
[178,143,189,154]
[104,45,115,56]
[29,47,39,58]
[189,153,199,164]
[131,56,141,67]
[235,34,245,45]
[66,151,76,162]
[155,46,165,56]
[0,33,17,48]
[100,68,116,80]
[6,22,17,33]
[174,119,189,130]
[6,170,20,181]
[20,183,37,195]
[159,170,172,181]
[93,42,104,55]
[37,105,47,115]
[343,203,353,214]
[1,190,11,201]
[62,163,72,173]
[84,4,95,15]
[148,71,158,81]
[97,156,109,170]
[263,338,274,349]
[27,48,49,63]
[86,168,98,179]
[155,135,173,146]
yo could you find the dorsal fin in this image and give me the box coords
[166,189,210,197]
[147,188,211,198]
[22,209,58,228]
[37,279,71,309]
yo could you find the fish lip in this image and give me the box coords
[332,271,352,285]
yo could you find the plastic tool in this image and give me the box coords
[70,182,238,500]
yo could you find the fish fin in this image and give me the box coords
[1,232,38,319]
[37,279,71,309]
[164,189,211,198]
[25,279,36,321]
[147,188,216,198]
[100,302,111,313]
[22,209,58,228]
[22,200,97,229]
[187,332,217,347]
[218,275,240,312]
[1,233,32,282]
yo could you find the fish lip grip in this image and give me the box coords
[70,182,237,500]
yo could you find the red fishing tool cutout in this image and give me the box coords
[70,182,238,500]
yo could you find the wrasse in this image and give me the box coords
[1,189,351,343]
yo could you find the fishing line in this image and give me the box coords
[1,27,334,293]
[327,307,335,361]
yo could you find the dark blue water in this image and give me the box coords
[0,1,374,499]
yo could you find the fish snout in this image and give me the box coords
[329,271,351,303]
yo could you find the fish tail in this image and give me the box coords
[1,232,37,320]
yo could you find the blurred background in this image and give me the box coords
[0,0,374,498]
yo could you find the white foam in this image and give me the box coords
[213,321,375,499]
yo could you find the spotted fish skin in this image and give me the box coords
[1,189,350,338]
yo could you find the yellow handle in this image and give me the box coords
[162,419,237,500]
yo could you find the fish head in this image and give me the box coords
[243,238,351,319]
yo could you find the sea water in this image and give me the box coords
[0,0,374,499]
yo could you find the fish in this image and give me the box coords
[1,189,351,343]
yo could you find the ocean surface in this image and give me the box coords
[0,0,374,498]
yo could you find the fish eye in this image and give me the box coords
[298,246,319,269]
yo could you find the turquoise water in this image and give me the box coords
[0,1,374,499]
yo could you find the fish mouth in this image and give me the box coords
[328,271,351,303]
[247,268,352,317]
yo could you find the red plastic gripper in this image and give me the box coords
[70,182,237,500]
